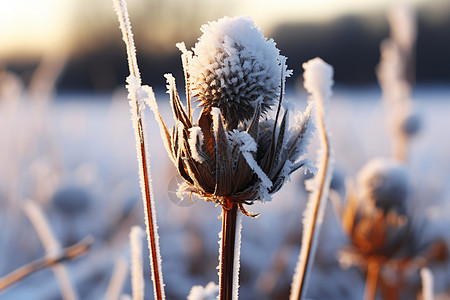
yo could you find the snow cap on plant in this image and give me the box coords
[178,16,291,130]
[357,157,409,215]
[148,16,313,216]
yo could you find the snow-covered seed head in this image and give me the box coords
[357,158,409,215]
[156,17,313,217]
[187,16,289,129]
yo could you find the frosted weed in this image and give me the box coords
[112,1,336,297]
[149,16,318,299]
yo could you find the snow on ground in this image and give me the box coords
[0,85,449,299]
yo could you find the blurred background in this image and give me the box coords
[0,0,449,93]
[1,0,450,299]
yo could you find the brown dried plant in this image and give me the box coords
[338,159,448,300]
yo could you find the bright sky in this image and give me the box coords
[0,0,73,59]
[0,0,428,59]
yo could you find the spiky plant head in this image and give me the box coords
[153,17,313,217]
[187,16,290,129]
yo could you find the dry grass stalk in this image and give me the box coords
[290,58,334,300]
[130,226,145,300]
[23,200,79,300]
[105,257,129,300]
[0,236,93,292]
[112,0,165,299]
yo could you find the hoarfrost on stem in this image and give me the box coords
[112,1,166,298]
[290,57,334,300]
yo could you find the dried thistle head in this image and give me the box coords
[340,158,411,264]
[152,16,313,216]
[178,16,290,130]
[357,158,409,215]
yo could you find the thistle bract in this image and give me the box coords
[181,16,290,130]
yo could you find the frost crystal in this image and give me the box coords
[189,126,205,163]
[184,16,291,129]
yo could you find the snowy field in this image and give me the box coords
[0,86,450,299]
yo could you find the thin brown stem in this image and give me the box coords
[112,1,165,298]
[0,236,93,292]
[364,259,380,300]
[219,201,238,300]
[137,116,164,300]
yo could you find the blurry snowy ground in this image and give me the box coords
[0,86,449,299]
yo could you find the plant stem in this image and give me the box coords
[364,259,380,300]
[137,115,164,300]
[0,236,93,292]
[219,201,238,300]
[112,1,165,298]
[291,110,331,300]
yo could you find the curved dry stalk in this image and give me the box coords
[290,58,334,300]
[291,114,331,300]
[23,200,79,300]
[112,1,165,299]
[0,236,93,292]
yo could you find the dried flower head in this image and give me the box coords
[178,16,291,130]
[357,158,408,215]
[338,158,448,299]
[339,158,411,265]
[149,16,313,216]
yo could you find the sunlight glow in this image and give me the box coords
[0,0,72,58]
[0,0,428,59]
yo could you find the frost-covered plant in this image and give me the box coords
[184,16,286,130]
[376,3,420,162]
[290,58,334,300]
[339,158,411,300]
[336,158,447,300]
[149,16,314,217]
[357,158,409,215]
[112,1,165,299]
[148,16,314,299]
